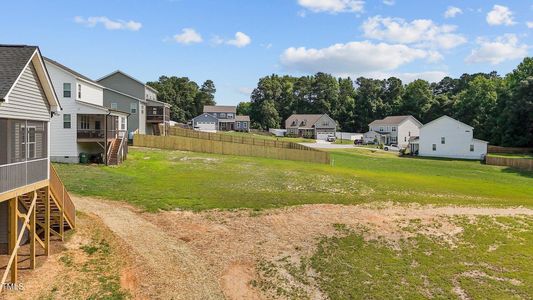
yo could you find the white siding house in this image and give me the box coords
[45,58,128,164]
[365,116,422,147]
[412,116,488,160]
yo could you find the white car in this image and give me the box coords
[383,144,399,151]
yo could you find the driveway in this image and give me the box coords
[300,142,355,149]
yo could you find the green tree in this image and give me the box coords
[400,79,433,122]
[236,101,251,116]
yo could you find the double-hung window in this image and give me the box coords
[77,84,82,99]
[63,114,71,129]
[441,137,446,144]
[130,103,137,114]
[63,83,71,98]
[80,115,90,130]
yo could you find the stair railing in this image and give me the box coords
[49,164,76,228]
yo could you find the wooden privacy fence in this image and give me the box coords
[488,145,533,154]
[165,126,320,152]
[486,156,533,171]
[134,134,331,164]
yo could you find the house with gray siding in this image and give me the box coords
[98,70,170,137]
[285,114,337,140]
[192,105,250,132]
[0,45,75,284]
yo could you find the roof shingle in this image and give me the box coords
[0,45,37,100]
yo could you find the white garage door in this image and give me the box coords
[316,132,334,140]
[196,122,216,131]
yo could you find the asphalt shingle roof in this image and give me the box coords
[369,115,415,126]
[285,114,324,129]
[0,45,37,100]
[203,105,237,113]
[235,115,250,122]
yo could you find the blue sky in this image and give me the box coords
[1,0,531,105]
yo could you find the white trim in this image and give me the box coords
[0,157,48,168]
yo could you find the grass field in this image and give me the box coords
[55,147,533,211]
[220,131,316,143]
[54,147,533,299]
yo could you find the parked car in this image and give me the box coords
[326,135,336,142]
[383,144,399,151]
[354,139,363,145]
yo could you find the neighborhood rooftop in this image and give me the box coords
[285,114,326,128]
[369,115,417,126]
[203,105,236,113]
[235,115,250,122]
[0,45,38,100]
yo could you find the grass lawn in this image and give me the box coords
[55,147,533,212]
[310,216,533,299]
[220,130,316,143]
[488,153,533,159]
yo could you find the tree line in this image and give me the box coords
[147,76,216,123]
[241,57,533,147]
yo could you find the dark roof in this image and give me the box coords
[203,105,236,113]
[285,114,324,129]
[369,115,420,126]
[44,57,101,86]
[0,45,38,100]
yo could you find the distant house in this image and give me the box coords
[97,70,170,137]
[191,105,250,132]
[410,115,488,160]
[285,114,337,140]
[44,58,129,165]
[364,115,422,148]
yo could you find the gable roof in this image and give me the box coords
[422,115,473,130]
[0,45,61,110]
[192,113,219,121]
[44,57,103,88]
[97,70,158,93]
[369,115,422,127]
[285,114,331,128]
[203,105,236,113]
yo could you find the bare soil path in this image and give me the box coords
[73,196,533,300]
[74,196,224,300]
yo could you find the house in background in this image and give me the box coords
[410,115,488,160]
[364,115,422,148]
[97,70,170,137]
[285,114,337,140]
[191,105,250,132]
[44,58,129,165]
[0,45,75,285]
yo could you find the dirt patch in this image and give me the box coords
[71,197,533,299]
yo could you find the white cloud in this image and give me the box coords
[466,34,528,65]
[280,41,438,76]
[173,28,203,44]
[362,16,467,49]
[527,21,533,28]
[74,16,142,31]
[444,6,462,18]
[382,0,395,6]
[486,5,515,26]
[297,0,364,13]
[226,32,252,48]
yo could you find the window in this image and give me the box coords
[26,127,36,159]
[111,103,118,110]
[141,104,145,114]
[404,137,407,142]
[120,117,126,130]
[441,137,446,144]
[63,114,71,129]
[4,119,47,163]
[77,84,81,99]
[220,113,226,118]
[130,103,137,114]
[470,144,474,152]
[432,144,437,151]
[236,122,240,128]
[243,122,248,128]
[408,131,411,137]
[95,121,101,130]
[379,127,384,132]
[63,83,71,98]
[392,127,396,132]
[153,107,157,115]
[80,115,89,130]
[227,113,234,119]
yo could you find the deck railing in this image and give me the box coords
[0,158,48,194]
[49,164,76,228]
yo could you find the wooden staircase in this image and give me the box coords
[153,123,161,136]
[107,137,127,166]
[1,164,75,290]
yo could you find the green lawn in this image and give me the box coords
[55,147,533,212]
[220,131,316,143]
[488,153,533,159]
